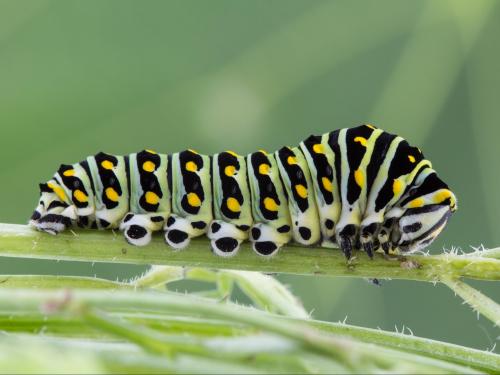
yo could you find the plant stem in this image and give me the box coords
[133,265,185,289]
[1,224,499,281]
[135,266,310,318]
[0,275,130,289]
[441,276,500,327]
[306,319,500,373]
[81,307,328,373]
[1,272,498,372]
[0,333,271,374]
[81,307,176,356]
[469,247,500,260]
[2,305,498,373]
[0,288,492,374]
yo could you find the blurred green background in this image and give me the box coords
[0,0,499,352]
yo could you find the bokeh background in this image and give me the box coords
[0,0,499,352]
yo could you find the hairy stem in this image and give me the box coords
[1,303,498,373]
[0,224,499,281]
[307,319,500,373]
[0,288,487,374]
[441,276,500,327]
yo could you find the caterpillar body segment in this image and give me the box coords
[30,125,457,259]
[166,150,212,250]
[247,151,292,256]
[209,151,253,257]
[300,133,341,249]
[275,146,321,247]
[121,150,170,246]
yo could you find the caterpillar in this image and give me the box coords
[29,124,457,259]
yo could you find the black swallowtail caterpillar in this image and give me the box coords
[30,124,457,259]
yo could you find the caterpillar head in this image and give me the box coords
[394,172,457,253]
[29,181,76,234]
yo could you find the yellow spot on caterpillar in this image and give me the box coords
[47,182,67,201]
[322,177,333,192]
[312,144,324,154]
[145,191,160,205]
[225,150,239,157]
[366,124,376,129]
[105,187,119,202]
[408,155,416,163]
[101,160,114,170]
[263,197,279,211]
[287,156,297,165]
[63,169,75,177]
[224,165,236,177]
[393,179,404,195]
[354,137,368,147]
[73,189,88,203]
[434,190,452,204]
[408,198,425,208]
[259,149,267,154]
[188,149,198,154]
[146,149,157,154]
[295,184,308,198]
[142,161,156,172]
[354,169,364,188]
[226,197,241,212]
[258,163,270,175]
[187,192,201,207]
[185,161,198,172]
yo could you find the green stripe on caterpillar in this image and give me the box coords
[30,124,457,259]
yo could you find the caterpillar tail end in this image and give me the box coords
[29,206,76,236]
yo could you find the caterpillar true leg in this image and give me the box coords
[360,222,381,258]
[377,217,399,254]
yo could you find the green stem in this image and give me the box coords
[307,319,500,373]
[0,275,130,289]
[81,307,176,356]
[133,265,185,289]
[0,333,271,374]
[0,313,249,338]
[1,273,497,372]
[470,247,500,260]
[137,266,310,318]
[81,307,329,373]
[2,307,498,373]
[1,224,499,281]
[441,276,500,327]
[0,270,309,320]
[0,288,491,374]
